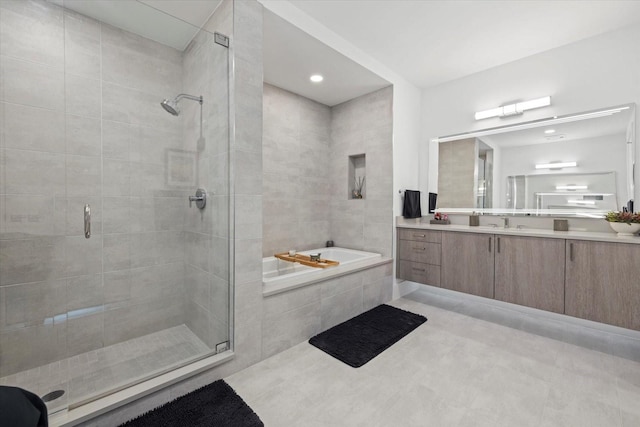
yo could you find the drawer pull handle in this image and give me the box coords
[84,204,91,239]
[488,237,492,252]
[569,243,574,261]
[413,247,426,251]
[412,268,426,272]
[413,234,426,238]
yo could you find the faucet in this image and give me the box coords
[501,217,509,229]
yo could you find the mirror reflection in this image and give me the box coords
[433,104,636,217]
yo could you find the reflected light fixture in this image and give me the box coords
[475,96,551,120]
[567,199,596,205]
[556,185,588,190]
[535,161,577,169]
[544,129,556,134]
[310,74,323,83]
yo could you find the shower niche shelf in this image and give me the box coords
[349,154,366,200]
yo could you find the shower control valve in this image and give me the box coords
[189,188,207,209]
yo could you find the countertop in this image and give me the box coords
[396,217,640,245]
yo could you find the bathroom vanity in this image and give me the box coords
[397,220,640,331]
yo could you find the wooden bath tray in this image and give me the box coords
[274,253,340,268]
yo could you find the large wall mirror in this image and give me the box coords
[430,104,636,217]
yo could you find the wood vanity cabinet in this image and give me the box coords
[441,231,494,298]
[397,226,640,331]
[397,228,441,286]
[494,235,565,313]
[565,239,640,331]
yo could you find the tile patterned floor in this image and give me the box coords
[226,290,640,426]
[0,324,211,414]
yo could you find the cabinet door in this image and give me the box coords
[565,240,640,331]
[441,232,494,298]
[494,235,565,313]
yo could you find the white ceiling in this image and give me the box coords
[55,1,640,105]
[54,0,220,51]
[286,0,640,89]
[263,10,390,106]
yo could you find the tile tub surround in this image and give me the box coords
[262,83,332,257]
[262,84,394,259]
[261,261,393,359]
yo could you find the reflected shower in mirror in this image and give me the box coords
[431,104,636,217]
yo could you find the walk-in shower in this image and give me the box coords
[0,0,233,419]
[161,94,204,116]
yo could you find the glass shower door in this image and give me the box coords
[0,0,231,415]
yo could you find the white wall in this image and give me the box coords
[421,23,640,206]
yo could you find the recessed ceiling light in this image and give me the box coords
[310,74,323,83]
[544,129,556,134]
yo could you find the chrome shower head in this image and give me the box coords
[160,99,180,116]
[160,94,203,116]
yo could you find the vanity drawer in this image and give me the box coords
[398,260,440,286]
[398,228,441,243]
[398,240,441,265]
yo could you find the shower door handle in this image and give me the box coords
[84,204,91,239]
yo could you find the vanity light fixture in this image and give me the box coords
[535,161,577,169]
[310,74,324,83]
[556,185,588,190]
[474,96,551,121]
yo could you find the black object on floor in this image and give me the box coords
[309,304,427,367]
[119,380,263,427]
[0,386,49,427]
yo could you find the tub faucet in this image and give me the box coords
[501,217,509,229]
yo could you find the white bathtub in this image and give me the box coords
[263,247,385,295]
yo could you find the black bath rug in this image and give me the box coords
[309,304,427,368]
[119,380,263,427]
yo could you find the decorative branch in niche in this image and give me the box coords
[353,176,365,199]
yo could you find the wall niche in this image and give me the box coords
[348,154,366,199]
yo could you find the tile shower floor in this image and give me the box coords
[0,324,210,414]
[226,290,640,426]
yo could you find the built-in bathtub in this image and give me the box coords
[262,247,388,296]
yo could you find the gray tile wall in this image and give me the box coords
[0,0,195,376]
[330,86,394,257]
[437,138,476,208]
[262,83,331,257]
[263,85,393,258]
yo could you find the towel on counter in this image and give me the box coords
[0,386,48,427]
[402,190,422,218]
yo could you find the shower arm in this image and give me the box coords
[174,94,203,105]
